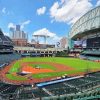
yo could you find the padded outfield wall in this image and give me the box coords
[69,6,100,49]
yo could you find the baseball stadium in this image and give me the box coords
[0,6,100,100]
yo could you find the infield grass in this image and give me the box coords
[30,64,56,70]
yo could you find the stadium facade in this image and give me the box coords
[69,6,100,49]
[0,29,13,53]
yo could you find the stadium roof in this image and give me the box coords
[72,27,100,40]
[70,6,100,39]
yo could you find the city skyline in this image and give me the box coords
[0,0,100,44]
[10,25,27,39]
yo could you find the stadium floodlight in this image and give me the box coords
[33,34,50,44]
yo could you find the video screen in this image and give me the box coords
[87,37,100,48]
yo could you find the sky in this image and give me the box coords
[0,0,100,44]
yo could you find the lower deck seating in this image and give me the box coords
[32,89,49,98]
[0,53,21,64]
[0,72,100,100]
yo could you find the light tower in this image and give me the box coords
[33,34,50,44]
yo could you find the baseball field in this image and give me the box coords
[1,57,100,84]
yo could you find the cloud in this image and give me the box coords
[8,20,31,30]
[1,7,10,15]
[52,35,61,42]
[37,6,46,15]
[4,32,9,36]
[61,0,65,4]
[49,35,62,45]
[8,23,15,29]
[33,28,56,37]
[50,0,93,24]
[33,28,61,44]
[21,20,31,29]
[2,7,6,14]
[96,0,100,6]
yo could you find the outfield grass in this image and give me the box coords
[7,57,100,80]
[32,69,86,78]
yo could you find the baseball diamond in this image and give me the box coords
[0,57,100,85]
